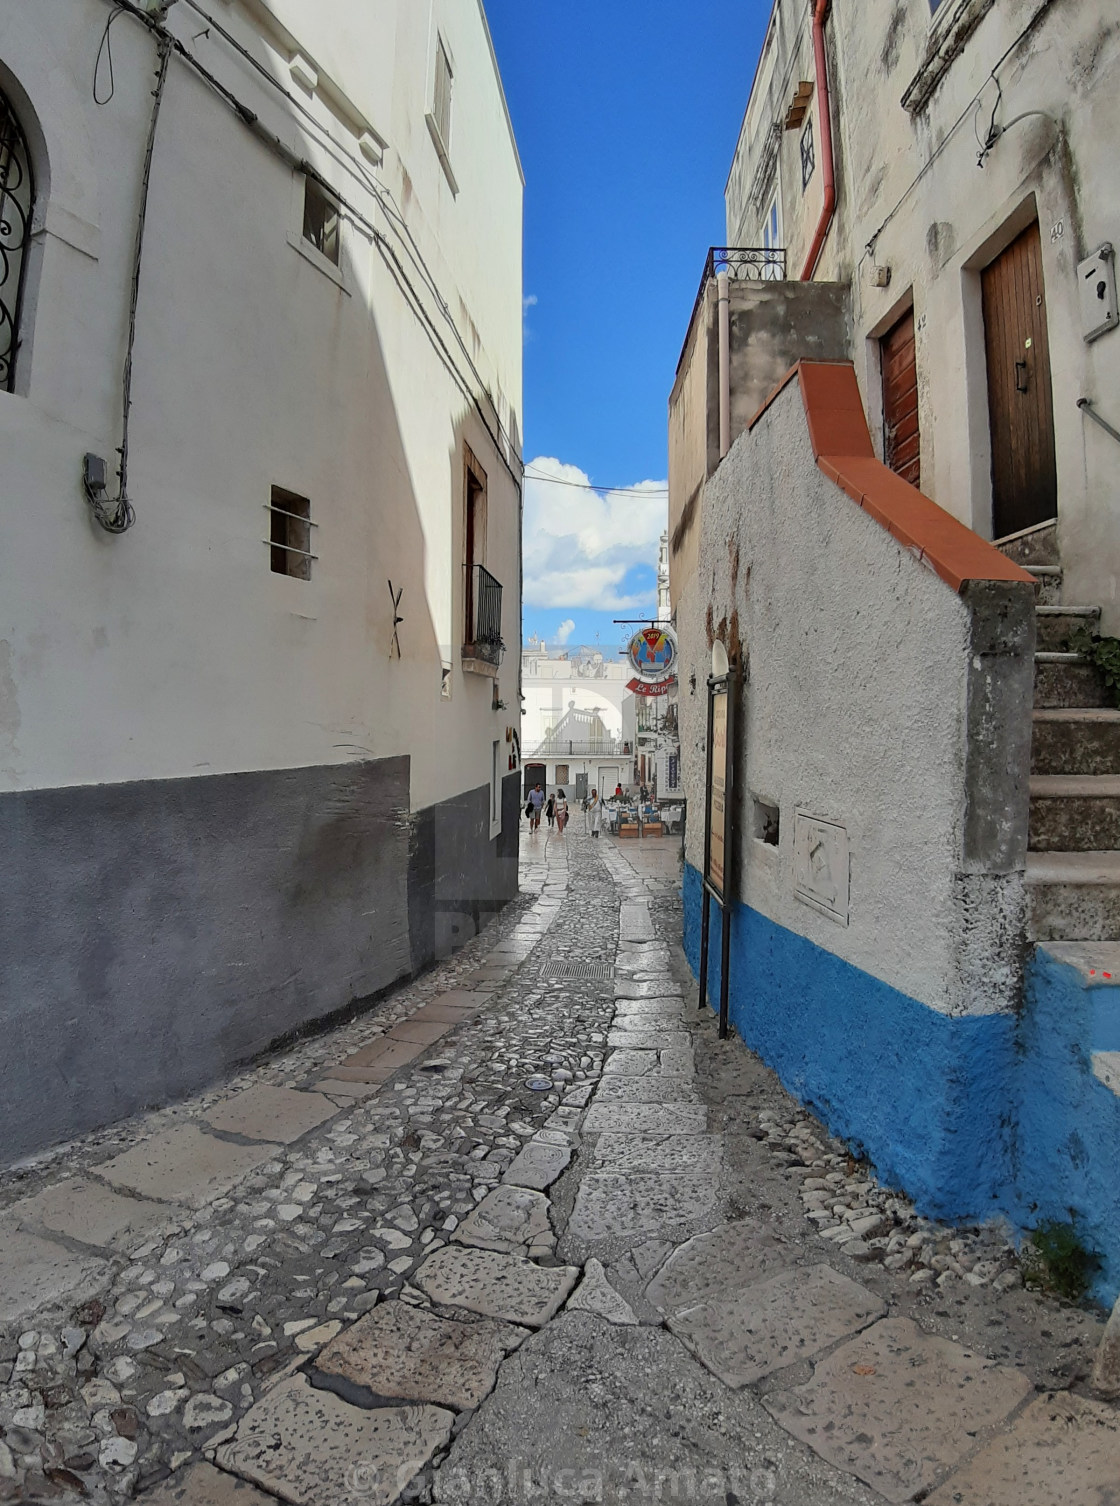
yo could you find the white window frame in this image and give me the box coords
[287,172,349,291]
[762,192,782,279]
[490,738,503,838]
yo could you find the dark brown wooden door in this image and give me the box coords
[982,221,1057,538]
[881,309,921,487]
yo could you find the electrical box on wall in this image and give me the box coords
[1078,243,1118,342]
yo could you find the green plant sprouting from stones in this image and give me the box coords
[1068,626,1120,709]
[1021,1219,1101,1302]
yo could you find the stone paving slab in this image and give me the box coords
[201,1085,336,1144]
[501,1139,572,1191]
[11,1176,171,1249]
[0,1219,109,1324]
[454,1185,552,1252]
[614,979,684,999]
[669,1263,885,1387]
[611,1005,689,1029]
[566,1257,638,1325]
[342,1038,425,1072]
[413,1246,578,1328]
[765,1317,1034,1504]
[316,1301,528,1411]
[96,1126,282,1208]
[606,1029,689,1050]
[646,1221,793,1315]
[660,1044,695,1075]
[420,989,493,1014]
[925,1392,1120,1505]
[592,1132,722,1175]
[216,1375,453,1506]
[619,903,655,942]
[601,1049,662,1077]
[432,1311,881,1506]
[324,1064,395,1084]
[141,1462,279,1504]
[388,1019,454,1046]
[593,1076,701,1103]
[312,1076,381,1100]
[566,1171,720,1243]
[583,1102,707,1135]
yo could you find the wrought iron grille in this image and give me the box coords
[465,563,504,665]
[0,87,34,393]
[685,245,787,352]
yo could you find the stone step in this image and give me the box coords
[1029,775,1120,851]
[1034,652,1108,709]
[996,519,1059,567]
[1032,708,1120,775]
[1027,851,1120,941]
[1034,605,1101,651]
[1025,565,1062,606]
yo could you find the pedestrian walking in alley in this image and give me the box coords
[587,787,602,838]
[528,783,544,832]
[554,788,569,833]
[545,792,556,829]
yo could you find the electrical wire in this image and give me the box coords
[176,0,522,468]
[92,0,524,500]
[85,30,173,532]
[93,5,124,105]
[523,472,668,496]
[864,0,1058,259]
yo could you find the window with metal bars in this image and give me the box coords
[268,486,316,580]
[0,84,35,393]
[800,118,815,191]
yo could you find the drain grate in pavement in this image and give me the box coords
[539,961,615,980]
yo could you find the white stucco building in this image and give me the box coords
[520,642,636,799]
[670,0,1120,1299]
[0,0,523,1157]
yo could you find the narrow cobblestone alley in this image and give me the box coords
[1,831,1117,1505]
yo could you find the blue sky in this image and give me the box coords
[484,0,771,652]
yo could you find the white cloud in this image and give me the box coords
[522,456,667,612]
[555,618,576,645]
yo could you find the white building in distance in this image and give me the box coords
[0,0,523,1158]
[521,641,636,799]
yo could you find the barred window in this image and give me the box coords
[0,84,35,393]
[800,118,815,191]
[268,486,316,580]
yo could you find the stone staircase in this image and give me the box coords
[998,522,1120,944]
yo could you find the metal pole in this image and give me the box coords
[698,678,716,1013]
[718,665,739,1039]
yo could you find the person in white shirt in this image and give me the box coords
[554,789,569,833]
[587,788,602,838]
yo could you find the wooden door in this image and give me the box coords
[881,309,921,487]
[982,221,1057,538]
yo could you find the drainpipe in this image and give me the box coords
[800,0,836,281]
[717,270,731,459]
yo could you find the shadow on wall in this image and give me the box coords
[0,22,519,1161]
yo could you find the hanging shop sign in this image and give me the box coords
[626,676,678,697]
[626,626,677,681]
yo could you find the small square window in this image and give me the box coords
[302,178,340,266]
[800,119,815,190]
[269,485,313,580]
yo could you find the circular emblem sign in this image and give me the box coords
[627,626,677,680]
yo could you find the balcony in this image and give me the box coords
[529,737,630,758]
[462,563,504,676]
[685,245,787,347]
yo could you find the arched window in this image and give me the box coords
[0,84,34,393]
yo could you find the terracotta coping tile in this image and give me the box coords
[747,359,1035,595]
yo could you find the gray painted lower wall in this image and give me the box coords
[0,759,520,1160]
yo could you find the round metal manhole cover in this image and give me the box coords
[525,1076,552,1091]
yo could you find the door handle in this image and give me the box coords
[1015,361,1029,393]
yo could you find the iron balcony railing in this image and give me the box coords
[464,562,504,665]
[682,246,787,371]
[529,737,630,758]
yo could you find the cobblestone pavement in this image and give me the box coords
[1,829,1117,1504]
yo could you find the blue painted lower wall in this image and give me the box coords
[683,863,1120,1303]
